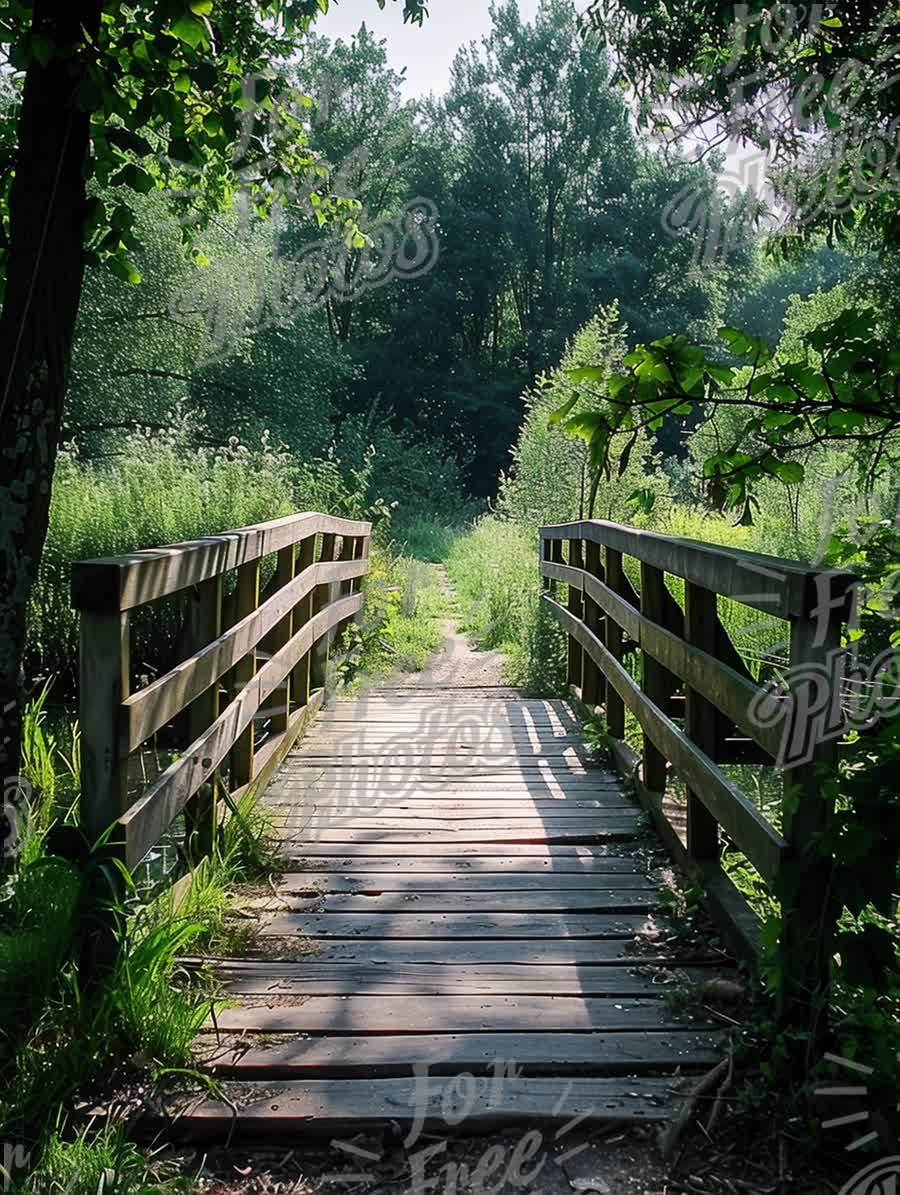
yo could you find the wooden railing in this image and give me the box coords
[72,512,371,872]
[540,519,856,1014]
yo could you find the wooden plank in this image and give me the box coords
[71,512,371,612]
[291,535,317,708]
[257,911,670,938]
[541,521,856,620]
[543,596,786,885]
[275,822,642,845]
[124,558,365,751]
[567,537,584,686]
[284,854,650,873]
[212,961,720,997]
[290,844,648,862]
[172,1075,686,1135]
[276,871,655,892]
[184,574,223,860]
[311,533,337,692]
[266,802,634,816]
[234,937,720,966]
[199,1031,726,1079]
[246,890,659,914]
[604,548,627,738]
[210,994,716,1034]
[278,815,638,831]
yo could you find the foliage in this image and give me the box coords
[28,427,296,686]
[501,306,671,525]
[584,0,900,249]
[552,307,899,518]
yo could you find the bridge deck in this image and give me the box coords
[184,687,734,1139]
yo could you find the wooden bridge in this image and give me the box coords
[71,512,854,1139]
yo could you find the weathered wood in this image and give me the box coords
[567,537,584,687]
[543,597,787,884]
[582,539,604,707]
[604,548,627,738]
[213,961,717,996]
[779,612,844,1028]
[275,870,655,892]
[123,558,366,754]
[540,559,782,757]
[71,511,371,613]
[184,575,223,860]
[79,610,130,843]
[171,1076,683,1137]
[684,582,720,861]
[200,1032,726,1080]
[288,535,317,714]
[229,558,261,789]
[286,853,649,872]
[257,911,671,938]
[262,544,296,735]
[541,521,856,620]
[639,562,672,794]
[118,594,361,869]
[310,532,336,694]
[275,821,642,846]
[291,842,645,860]
[211,996,715,1034]
[253,890,658,914]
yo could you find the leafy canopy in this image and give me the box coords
[0,0,428,292]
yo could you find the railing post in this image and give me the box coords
[582,539,604,710]
[684,581,720,860]
[604,548,626,739]
[185,575,222,860]
[567,537,584,689]
[639,562,670,794]
[310,532,337,697]
[779,607,844,1027]
[292,535,317,709]
[79,611,130,846]
[230,559,260,789]
[262,544,295,737]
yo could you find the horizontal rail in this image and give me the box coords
[118,593,361,870]
[78,510,372,873]
[122,557,366,753]
[544,596,787,884]
[541,560,785,759]
[539,517,853,1018]
[72,511,371,612]
[541,520,855,620]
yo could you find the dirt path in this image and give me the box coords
[386,565,508,690]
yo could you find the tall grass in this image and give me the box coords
[29,433,296,686]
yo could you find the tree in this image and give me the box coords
[0,0,427,797]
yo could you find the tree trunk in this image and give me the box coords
[0,2,101,824]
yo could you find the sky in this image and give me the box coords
[316,0,545,98]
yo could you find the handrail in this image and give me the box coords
[73,512,371,871]
[539,518,855,1018]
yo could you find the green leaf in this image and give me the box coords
[566,365,604,385]
[549,395,579,426]
[171,15,208,49]
[191,0,214,12]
